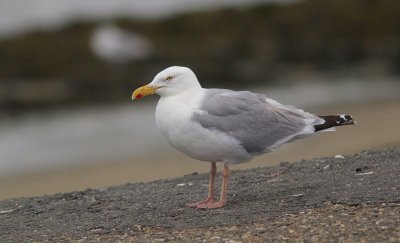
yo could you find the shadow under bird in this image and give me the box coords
[132,66,355,209]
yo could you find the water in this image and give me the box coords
[0,103,161,176]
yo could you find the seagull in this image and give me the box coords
[132,66,354,209]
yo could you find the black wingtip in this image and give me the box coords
[314,114,355,132]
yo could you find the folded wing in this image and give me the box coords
[192,89,323,155]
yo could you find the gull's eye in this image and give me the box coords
[165,76,173,81]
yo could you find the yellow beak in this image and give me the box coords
[132,85,157,100]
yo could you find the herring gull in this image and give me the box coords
[132,66,354,209]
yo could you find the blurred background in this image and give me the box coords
[1,0,399,200]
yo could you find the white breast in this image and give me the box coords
[155,89,251,163]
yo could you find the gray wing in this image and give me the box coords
[192,89,322,154]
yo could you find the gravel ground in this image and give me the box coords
[1,147,399,242]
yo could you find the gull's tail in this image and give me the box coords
[314,114,355,132]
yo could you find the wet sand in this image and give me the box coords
[1,100,399,200]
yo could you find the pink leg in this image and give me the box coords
[197,163,229,209]
[186,162,216,207]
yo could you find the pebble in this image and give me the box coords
[335,154,345,159]
[209,236,221,241]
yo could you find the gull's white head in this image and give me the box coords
[132,66,201,100]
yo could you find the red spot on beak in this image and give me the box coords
[136,94,144,99]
